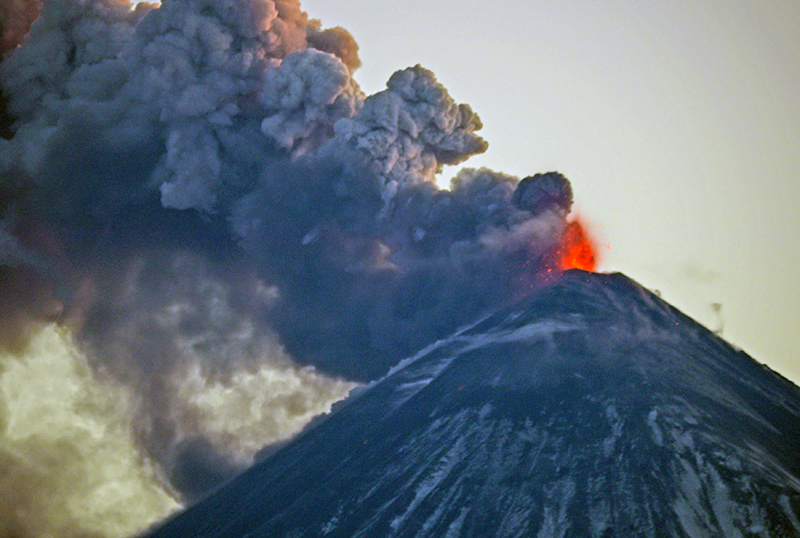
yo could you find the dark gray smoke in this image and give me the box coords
[0,0,582,523]
[512,171,573,215]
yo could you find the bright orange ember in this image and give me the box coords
[557,218,598,272]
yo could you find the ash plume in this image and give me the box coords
[0,0,586,535]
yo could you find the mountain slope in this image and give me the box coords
[144,270,800,537]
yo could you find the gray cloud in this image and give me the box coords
[0,0,584,533]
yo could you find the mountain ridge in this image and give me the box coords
[144,270,800,537]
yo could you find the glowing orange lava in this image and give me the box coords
[520,215,601,290]
[557,218,598,271]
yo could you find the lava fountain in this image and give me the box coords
[557,217,598,272]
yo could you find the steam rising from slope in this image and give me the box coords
[0,324,179,538]
[0,0,589,535]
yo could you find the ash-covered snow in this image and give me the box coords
[144,271,800,538]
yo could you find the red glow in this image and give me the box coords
[510,214,604,293]
[557,218,598,271]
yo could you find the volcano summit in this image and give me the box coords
[145,270,800,537]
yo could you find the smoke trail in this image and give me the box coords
[0,0,584,534]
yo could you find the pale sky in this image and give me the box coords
[303,0,800,384]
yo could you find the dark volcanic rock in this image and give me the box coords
[144,270,800,537]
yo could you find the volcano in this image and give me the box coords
[144,270,800,537]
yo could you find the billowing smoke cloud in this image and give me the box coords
[0,0,582,535]
[0,324,180,538]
